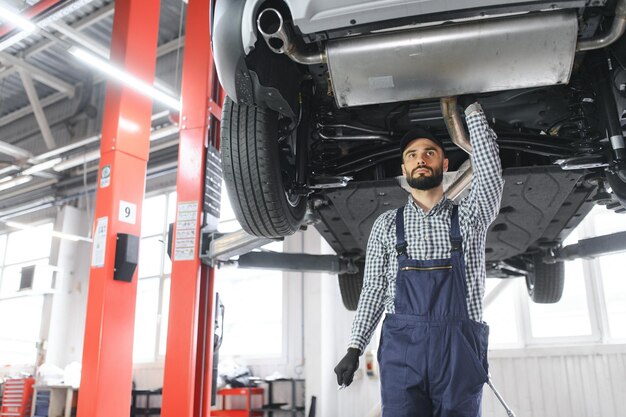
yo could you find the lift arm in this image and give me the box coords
[550,231,626,262]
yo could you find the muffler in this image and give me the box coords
[258,9,578,108]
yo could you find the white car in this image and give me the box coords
[212,0,626,308]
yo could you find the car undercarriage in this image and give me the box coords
[213,0,626,308]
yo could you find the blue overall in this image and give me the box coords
[378,205,489,417]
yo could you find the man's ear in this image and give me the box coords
[401,163,407,177]
[443,158,449,173]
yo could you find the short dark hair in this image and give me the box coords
[400,127,446,157]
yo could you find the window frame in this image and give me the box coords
[0,220,55,366]
[489,206,626,350]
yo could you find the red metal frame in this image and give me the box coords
[161,0,224,416]
[76,2,161,417]
[213,388,265,417]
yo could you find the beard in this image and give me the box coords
[406,166,444,190]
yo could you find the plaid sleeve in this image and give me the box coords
[464,110,504,226]
[348,211,391,353]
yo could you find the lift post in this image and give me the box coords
[77,2,161,417]
[161,0,224,415]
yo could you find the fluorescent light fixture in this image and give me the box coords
[69,46,182,111]
[0,0,99,52]
[0,175,32,191]
[21,157,63,175]
[0,4,38,32]
[4,220,92,242]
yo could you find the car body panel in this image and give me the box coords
[275,0,586,34]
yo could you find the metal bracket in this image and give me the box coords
[200,228,277,265]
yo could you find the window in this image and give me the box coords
[133,192,174,363]
[483,279,522,348]
[485,205,626,349]
[588,207,626,341]
[215,240,284,358]
[526,259,593,340]
[597,252,626,340]
[0,223,53,365]
[213,186,285,359]
[133,185,286,363]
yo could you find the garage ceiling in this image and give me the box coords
[0,0,187,221]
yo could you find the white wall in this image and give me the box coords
[484,346,626,417]
[304,233,382,417]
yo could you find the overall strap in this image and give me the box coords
[395,207,408,259]
[450,204,463,252]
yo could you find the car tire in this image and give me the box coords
[338,261,365,311]
[221,97,306,238]
[525,254,565,303]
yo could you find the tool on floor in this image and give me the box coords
[486,376,516,417]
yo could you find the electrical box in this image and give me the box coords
[113,233,139,282]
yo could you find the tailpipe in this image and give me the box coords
[577,0,626,51]
[257,8,326,65]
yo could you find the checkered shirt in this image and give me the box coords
[348,110,504,353]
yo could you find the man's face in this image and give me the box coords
[401,138,448,191]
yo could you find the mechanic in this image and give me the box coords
[334,101,504,417]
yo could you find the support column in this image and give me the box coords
[161,0,223,415]
[77,2,161,417]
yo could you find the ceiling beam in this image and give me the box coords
[0,140,33,160]
[0,51,75,97]
[18,68,57,149]
[0,2,115,78]
[49,21,109,58]
[0,91,65,127]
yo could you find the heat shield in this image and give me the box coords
[326,11,578,107]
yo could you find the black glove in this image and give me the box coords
[334,348,360,386]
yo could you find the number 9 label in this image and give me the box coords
[119,200,137,224]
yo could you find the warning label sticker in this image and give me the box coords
[100,165,111,188]
[174,201,198,261]
[91,217,108,268]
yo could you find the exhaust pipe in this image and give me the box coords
[257,8,326,65]
[441,97,474,201]
[577,0,626,52]
[441,97,472,155]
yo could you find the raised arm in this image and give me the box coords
[463,103,504,226]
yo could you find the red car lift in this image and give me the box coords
[160,0,225,415]
[77,0,226,413]
[78,1,271,416]
[77,2,161,417]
